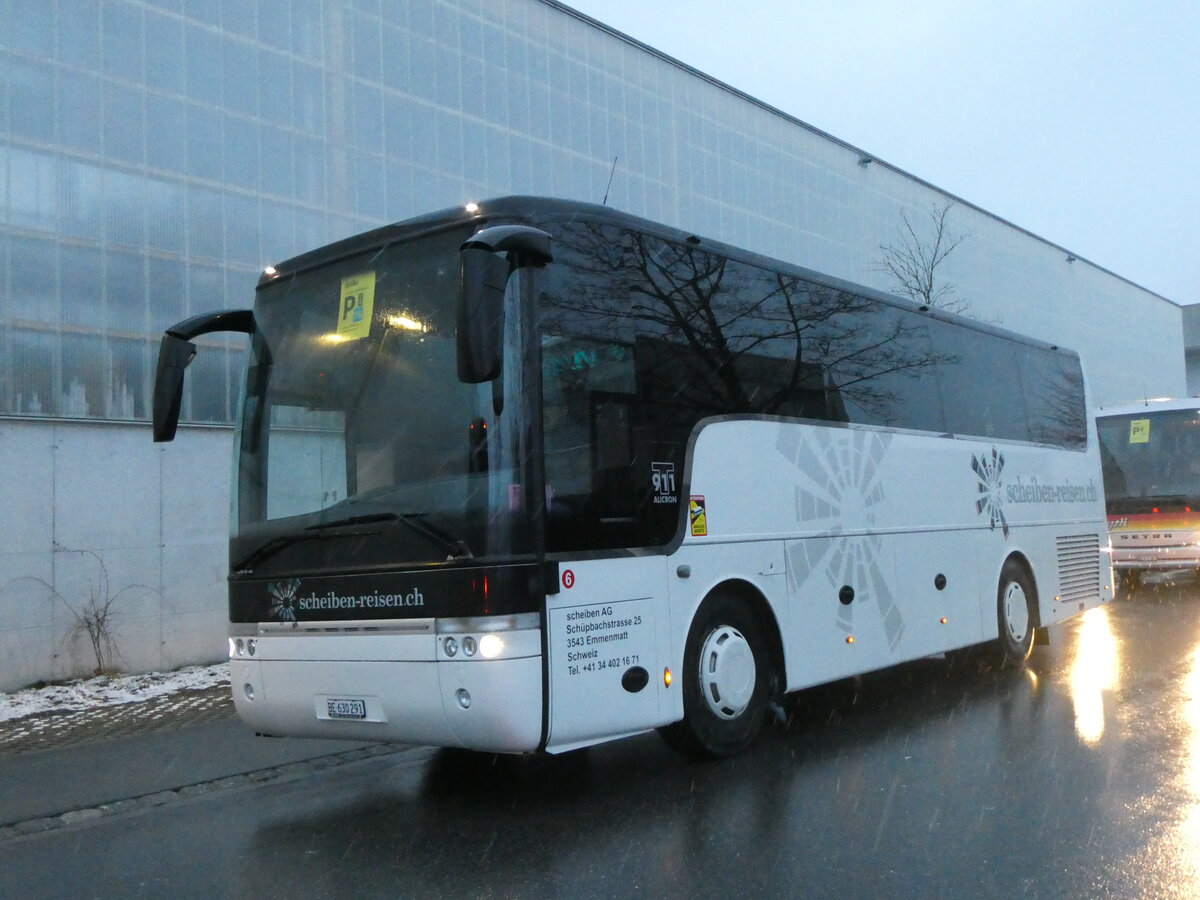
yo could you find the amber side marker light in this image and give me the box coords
[845,636,855,644]
[663,668,672,687]
[940,617,949,625]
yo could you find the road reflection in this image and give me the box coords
[1180,640,1200,887]
[1068,605,1121,745]
[235,649,1096,896]
[1101,582,1200,898]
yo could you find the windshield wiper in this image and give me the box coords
[305,512,399,530]
[232,511,472,573]
[308,511,471,558]
[395,513,473,560]
[233,519,386,572]
[1107,494,1198,515]
[1132,493,1191,506]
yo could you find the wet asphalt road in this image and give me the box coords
[5,582,1200,899]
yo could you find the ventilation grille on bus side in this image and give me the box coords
[1056,534,1101,604]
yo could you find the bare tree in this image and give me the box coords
[3,549,157,677]
[876,202,970,315]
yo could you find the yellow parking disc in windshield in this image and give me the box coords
[337,272,376,340]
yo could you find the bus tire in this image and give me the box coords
[659,591,770,758]
[991,559,1036,667]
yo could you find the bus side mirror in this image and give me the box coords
[152,308,255,442]
[153,334,196,442]
[457,224,553,384]
[457,248,509,384]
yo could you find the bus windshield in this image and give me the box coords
[1097,408,1200,514]
[232,226,535,576]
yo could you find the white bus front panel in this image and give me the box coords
[230,626,543,753]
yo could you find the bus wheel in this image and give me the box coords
[659,592,770,757]
[993,559,1036,667]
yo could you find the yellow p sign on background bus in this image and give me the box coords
[1129,418,1150,444]
[337,272,376,340]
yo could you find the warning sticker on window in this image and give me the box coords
[689,495,707,537]
[338,272,376,340]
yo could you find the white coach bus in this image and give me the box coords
[1096,398,1200,591]
[153,197,1112,757]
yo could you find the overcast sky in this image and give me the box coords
[563,0,1199,305]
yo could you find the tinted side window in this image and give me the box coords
[541,221,941,427]
[540,221,836,425]
[814,302,945,433]
[931,320,1030,442]
[541,223,842,550]
[537,220,1087,554]
[1021,347,1086,449]
[539,224,680,550]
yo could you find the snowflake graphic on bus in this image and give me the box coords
[268,578,301,622]
[780,428,905,651]
[971,448,1009,538]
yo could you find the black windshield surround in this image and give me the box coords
[1098,409,1200,515]
[231,223,542,621]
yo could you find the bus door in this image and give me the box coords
[539,336,674,751]
[543,556,670,752]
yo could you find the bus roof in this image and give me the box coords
[1096,397,1200,418]
[258,195,1079,361]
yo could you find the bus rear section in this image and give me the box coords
[1097,400,1200,590]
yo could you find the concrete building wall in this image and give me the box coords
[0,0,1184,689]
[0,421,230,688]
[1183,305,1200,397]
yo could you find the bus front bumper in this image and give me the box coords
[1111,545,1200,570]
[228,623,543,753]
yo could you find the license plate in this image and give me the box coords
[326,698,367,719]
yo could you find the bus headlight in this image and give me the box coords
[436,612,536,661]
[478,634,503,659]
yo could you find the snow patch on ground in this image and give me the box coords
[0,663,231,722]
